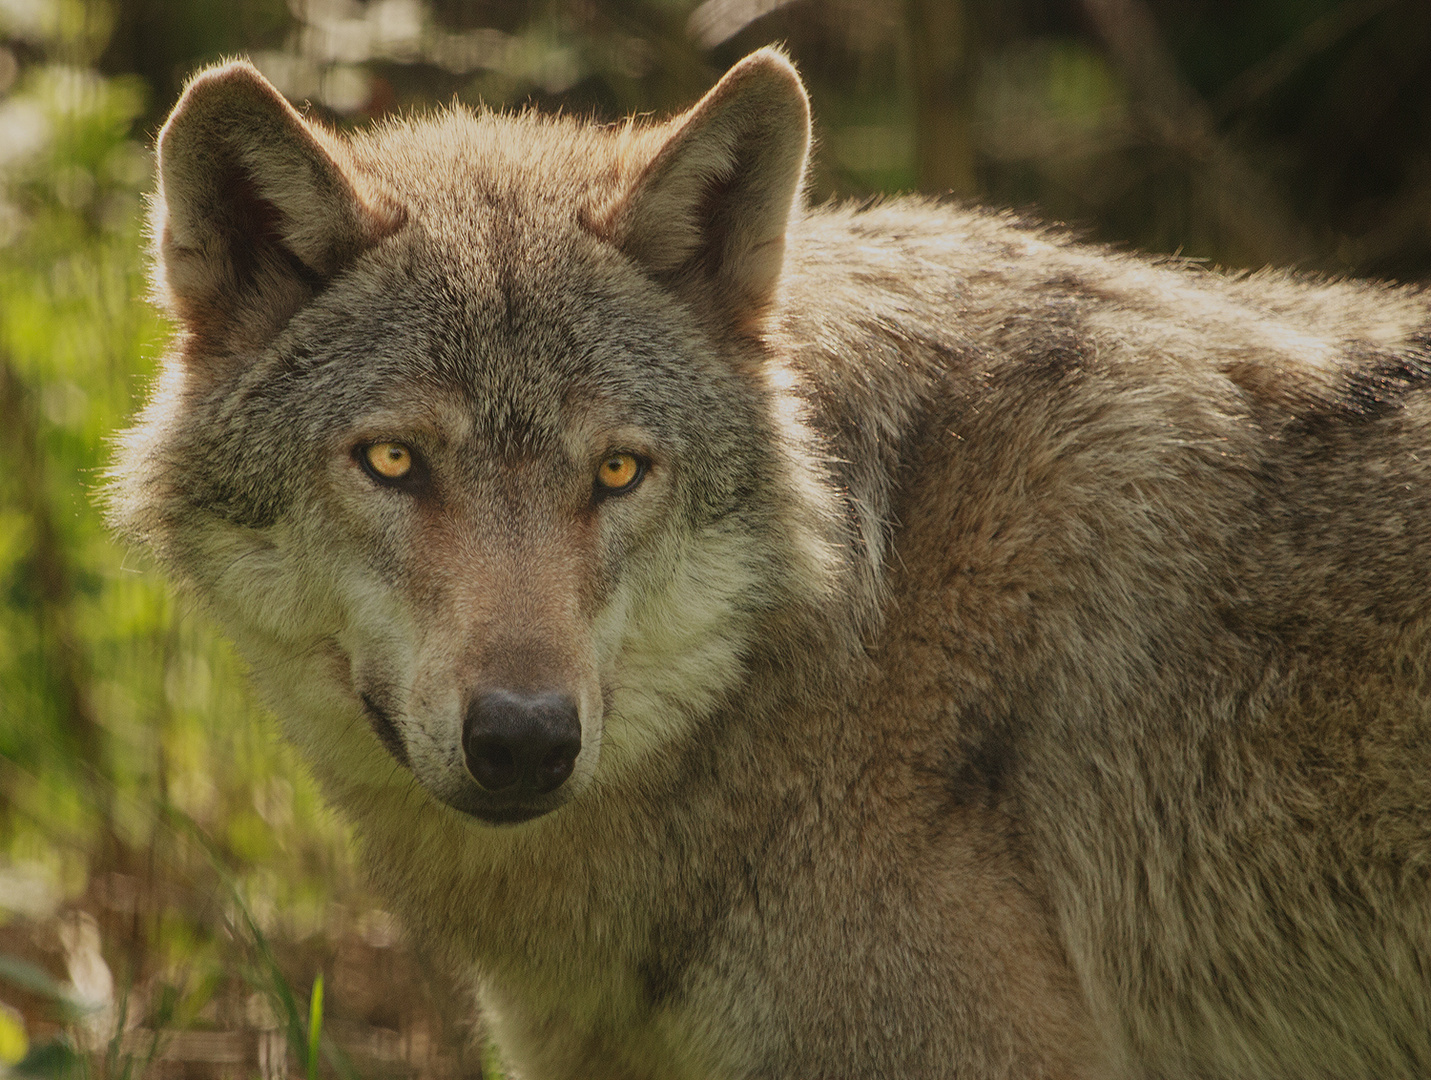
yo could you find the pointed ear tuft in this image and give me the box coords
[153,61,405,354]
[605,48,810,329]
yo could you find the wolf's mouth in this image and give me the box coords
[442,793,555,826]
[360,691,576,825]
[360,692,411,768]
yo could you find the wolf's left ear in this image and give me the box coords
[604,48,810,329]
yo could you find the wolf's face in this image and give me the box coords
[210,224,787,825]
[111,52,840,825]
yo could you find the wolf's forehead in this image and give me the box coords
[343,345,600,453]
[306,203,701,450]
[320,310,637,459]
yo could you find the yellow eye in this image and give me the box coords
[364,442,413,480]
[596,452,642,492]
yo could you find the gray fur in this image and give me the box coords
[109,48,1431,1079]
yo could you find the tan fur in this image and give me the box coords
[108,49,1431,1079]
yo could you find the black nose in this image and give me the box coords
[463,691,581,794]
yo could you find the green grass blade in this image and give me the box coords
[307,974,323,1080]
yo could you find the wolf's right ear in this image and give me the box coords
[153,62,404,359]
[601,49,810,332]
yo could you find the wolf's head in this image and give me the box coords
[109,52,856,826]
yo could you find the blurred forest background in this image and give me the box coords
[1,0,1430,1076]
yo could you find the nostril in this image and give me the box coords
[463,690,582,795]
[535,740,581,794]
[468,738,519,791]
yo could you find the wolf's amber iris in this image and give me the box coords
[596,452,641,491]
[365,442,412,479]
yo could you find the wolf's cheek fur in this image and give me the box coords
[593,523,763,777]
[162,517,416,790]
[179,518,343,659]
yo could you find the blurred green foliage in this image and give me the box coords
[0,4,429,1076]
[1,0,1429,1075]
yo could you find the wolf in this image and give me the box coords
[108,47,1431,1079]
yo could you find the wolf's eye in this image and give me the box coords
[361,442,413,482]
[595,452,644,495]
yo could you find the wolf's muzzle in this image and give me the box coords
[463,690,582,795]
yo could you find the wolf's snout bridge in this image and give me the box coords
[463,690,581,793]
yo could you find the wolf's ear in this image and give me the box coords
[153,61,404,356]
[605,48,809,329]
